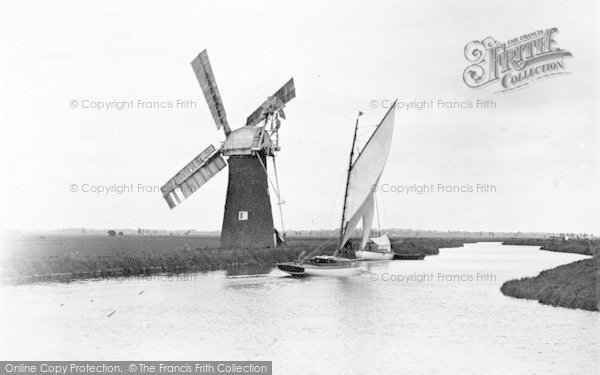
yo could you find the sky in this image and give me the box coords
[0,0,598,234]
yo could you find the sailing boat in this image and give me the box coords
[277,102,396,276]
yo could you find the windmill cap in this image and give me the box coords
[222,126,274,156]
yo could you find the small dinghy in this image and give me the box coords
[355,234,394,260]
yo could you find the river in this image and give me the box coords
[0,243,597,374]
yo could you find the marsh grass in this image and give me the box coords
[1,235,468,283]
[390,238,468,255]
[500,239,598,311]
[501,258,598,311]
[502,238,597,256]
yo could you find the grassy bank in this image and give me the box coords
[1,236,303,282]
[500,258,598,311]
[390,237,469,255]
[502,238,596,255]
[0,235,468,283]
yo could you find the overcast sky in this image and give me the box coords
[1,0,598,233]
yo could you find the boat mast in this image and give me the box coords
[337,114,361,251]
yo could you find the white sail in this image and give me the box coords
[340,103,395,248]
[360,194,375,249]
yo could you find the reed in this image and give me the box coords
[390,238,468,255]
[500,258,598,311]
[0,235,468,283]
[502,238,597,256]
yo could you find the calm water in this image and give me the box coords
[0,243,597,374]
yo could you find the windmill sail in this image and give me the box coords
[340,103,396,249]
[191,50,231,134]
[161,144,227,209]
[246,78,296,127]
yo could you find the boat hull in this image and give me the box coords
[393,253,425,260]
[355,250,394,260]
[276,262,306,276]
[302,263,361,277]
[277,261,361,277]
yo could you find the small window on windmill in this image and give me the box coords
[238,211,248,221]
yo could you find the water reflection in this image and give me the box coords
[225,264,273,277]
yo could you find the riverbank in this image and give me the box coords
[500,258,598,311]
[500,238,598,311]
[502,238,594,255]
[0,235,468,283]
[391,237,468,255]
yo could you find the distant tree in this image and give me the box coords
[137,228,142,235]
[118,231,124,236]
[107,230,117,237]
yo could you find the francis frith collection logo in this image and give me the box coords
[463,28,572,92]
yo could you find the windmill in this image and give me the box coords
[160,49,295,248]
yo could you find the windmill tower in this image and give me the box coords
[160,50,295,248]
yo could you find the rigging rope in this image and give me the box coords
[299,237,337,263]
[272,156,286,237]
[256,153,286,236]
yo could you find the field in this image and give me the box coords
[0,235,468,283]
